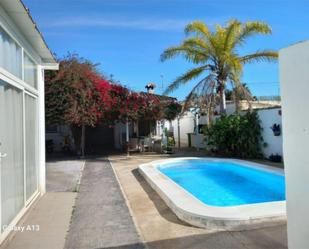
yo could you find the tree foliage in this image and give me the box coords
[164,101,182,121]
[95,83,165,124]
[45,54,102,127]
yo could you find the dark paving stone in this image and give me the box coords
[64,158,144,249]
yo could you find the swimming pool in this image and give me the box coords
[157,159,285,207]
[139,158,286,230]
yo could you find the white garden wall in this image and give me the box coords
[279,40,309,249]
[170,112,208,148]
[257,108,283,158]
[168,108,283,156]
[171,112,195,147]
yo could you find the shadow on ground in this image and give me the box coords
[132,168,187,226]
[98,226,287,249]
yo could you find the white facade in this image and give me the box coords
[279,40,309,249]
[0,0,57,243]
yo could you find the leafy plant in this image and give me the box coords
[203,112,265,158]
[162,128,175,153]
[269,154,282,163]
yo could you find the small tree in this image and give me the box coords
[45,54,104,157]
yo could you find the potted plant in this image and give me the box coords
[270,124,281,136]
[162,128,175,154]
[269,154,282,163]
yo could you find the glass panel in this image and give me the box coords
[25,94,38,200]
[24,53,37,88]
[0,80,24,229]
[0,26,22,78]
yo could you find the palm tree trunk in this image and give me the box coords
[234,90,240,114]
[219,89,227,114]
[207,106,212,126]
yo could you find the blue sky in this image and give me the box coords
[24,0,309,100]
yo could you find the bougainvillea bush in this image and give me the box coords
[95,82,166,124]
[46,54,181,156]
[45,54,104,156]
[46,54,102,127]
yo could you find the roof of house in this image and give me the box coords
[0,0,57,65]
[139,92,177,102]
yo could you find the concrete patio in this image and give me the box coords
[0,154,287,249]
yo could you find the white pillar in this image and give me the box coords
[280,40,309,249]
[37,66,46,194]
[126,118,129,156]
[177,116,180,149]
[195,113,199,151]
[126,118,129,142]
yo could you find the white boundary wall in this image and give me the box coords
[257,108,282,158]
[279,40,309,249]
[169,108,283,157]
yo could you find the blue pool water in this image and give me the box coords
[158,159,285,207]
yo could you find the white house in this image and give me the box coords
[0,0,58,243]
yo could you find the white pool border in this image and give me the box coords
[138,157,286,231]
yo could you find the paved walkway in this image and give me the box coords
[0,159,84,249]
[46,159,85,192]
[1,192,76,249]
[109,154,288,249]
[64,158,144,249]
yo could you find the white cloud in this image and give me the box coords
[45,17,193,31]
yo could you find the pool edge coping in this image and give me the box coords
[138,157,286,231]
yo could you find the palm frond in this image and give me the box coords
[182,37,209,51]
[229,75,254,112]
[236,21,272,46]
[239,50,278,64]
[163,65,209,95]
[224,53,244,76]
[223,20,241,50]
[185,21,212,39]
[160,45,208,63]
[182,74,217,115]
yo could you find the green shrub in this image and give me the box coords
[203,112,265,158]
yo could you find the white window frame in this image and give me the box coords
[24,91,40,206]
[0,22,39,96]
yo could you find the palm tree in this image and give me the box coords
[161,20,278,114]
